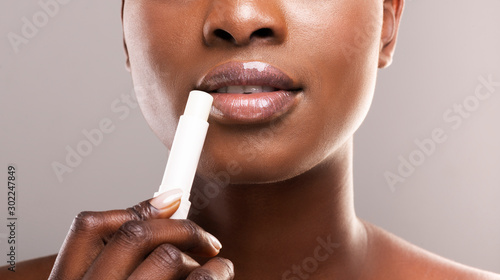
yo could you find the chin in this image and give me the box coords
[196,142,325,186]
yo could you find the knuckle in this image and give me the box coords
[126,201,153,221]
[186,258,234,280]
[212,257,235,276]
[150,244,185,269]
[178,220,204,241]
[114,220,152,248]
[70,211,101,233]
[187,269,216,280]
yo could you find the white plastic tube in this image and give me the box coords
[154,90,213,219]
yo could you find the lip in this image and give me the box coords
[197,61,302,124]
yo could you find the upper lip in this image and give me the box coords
[197,61,300,92]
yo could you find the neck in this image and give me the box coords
[189,138,367,279]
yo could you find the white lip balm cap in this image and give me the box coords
[184,90,213,121]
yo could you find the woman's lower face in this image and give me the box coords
[123,0,383,184]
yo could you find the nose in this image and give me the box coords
[203,0,287,47]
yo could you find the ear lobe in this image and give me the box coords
[122,0,131,72]
[379,0,404,69]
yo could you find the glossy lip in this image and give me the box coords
[197,61,302,124]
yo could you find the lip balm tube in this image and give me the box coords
[154,90,213,219]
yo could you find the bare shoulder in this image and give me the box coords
[0,254,57,280]
[361,221,500,280]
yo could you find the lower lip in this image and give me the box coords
[209,90,300,124]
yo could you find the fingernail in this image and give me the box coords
[208,233,222,251]
[150,189,183,210]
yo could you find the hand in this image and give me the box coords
[48,189,234,280]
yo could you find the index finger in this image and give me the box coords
[73,189,183,242]
[49,189,182,280]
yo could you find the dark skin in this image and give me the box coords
[3,0,500,279]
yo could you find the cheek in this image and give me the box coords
[124,1,202,68]
[288,1,382,147]
[123,1,206,146]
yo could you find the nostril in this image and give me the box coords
[214,29,235,42]
[251,28,274,39]
[209,27,277,46]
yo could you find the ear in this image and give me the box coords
[122,0,131,72]
[378,0,405,68]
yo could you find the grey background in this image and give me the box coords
[1,0,499,273]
